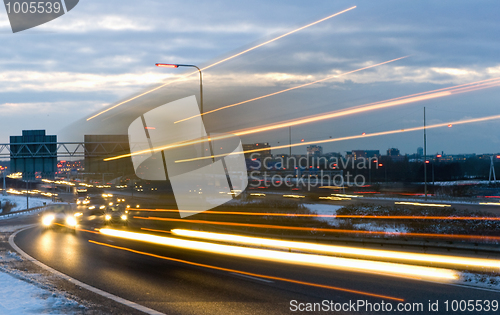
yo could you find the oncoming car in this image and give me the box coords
[40,204,79,231]
[76,196,90,206]
[104,203,128,226]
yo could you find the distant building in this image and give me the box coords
[242,143,271,157]
[417,147,423,157]
[350,150,380,160]
[387,148,400,156]
[385,148,405,162]
[307,145,323,156]
[10,130,57,180]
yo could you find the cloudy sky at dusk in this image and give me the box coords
[1,0,500,156]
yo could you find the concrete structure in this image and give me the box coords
[84,135,134,181]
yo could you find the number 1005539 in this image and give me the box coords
[5,2,62,14]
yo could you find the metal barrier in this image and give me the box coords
[0,206,46,219]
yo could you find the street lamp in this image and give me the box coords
[155,63,203,115]
[155,63,211,160]
[378,163,387,183]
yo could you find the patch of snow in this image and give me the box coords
[461,272,500,290]
[0,271,81,314]
[351,222,409,234]
[0,195,52,212]
[304,204,342,224]
[0,225,30,233]
[362,196,481,205]
[415,180,495,186]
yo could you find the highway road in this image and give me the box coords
[9,214,500,315]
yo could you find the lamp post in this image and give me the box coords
[378,163,387,183]
[424,107,427,200]
[155,64,203,116]
[155,63,211,161]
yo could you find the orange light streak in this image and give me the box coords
[87,7,356,121]
[174,55,409,124]
[134,216,500,241]
[175,113,500,163]
[135,208,500,220]
[89,240,403,301]
[175,115,500,163]
[104,77,500,162]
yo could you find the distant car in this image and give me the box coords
[104,204,128,226]
[76,196,90,206]
[41,204,79,231]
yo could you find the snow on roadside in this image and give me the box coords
[0,269,82,314]
[460,272,500,290]
[0,195,52,212]
[304,204,342,224]
[305,203,409,233]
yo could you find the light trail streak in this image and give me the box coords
[86,6,356,121]
[174,56,409,124]
[134,208,500,220]
[89,239,404,301]
[133,216,500,242]
[175,113,500,163]
[172,229,500,272]
[479,202,500,206]
[103,77,500,162]
[98,228,457,281]
[141,227,172,234]
[394,202,451,208]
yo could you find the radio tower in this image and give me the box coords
[489,155,497,184]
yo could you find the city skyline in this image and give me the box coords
[1,1,500,156]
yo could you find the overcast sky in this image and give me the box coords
[1,0,500,156]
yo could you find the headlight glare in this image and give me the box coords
[66,216,77,227]
[42,215,54,226]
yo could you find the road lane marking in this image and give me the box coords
[230,273,274,283]
[10,226,166,315]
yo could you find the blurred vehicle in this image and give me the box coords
[104,203,128,226]
[76,196,90,206]
[40,204,79,231]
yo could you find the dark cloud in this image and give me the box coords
[1,0,500,156]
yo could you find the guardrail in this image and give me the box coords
[0,206,46,219]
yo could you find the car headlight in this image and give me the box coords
[88,206,95,210]
[77,200,81,204]
[120,214,127,220]
[74,212,83,217]
[109,202,113,206]
[105,214,111,221]
[42,215,54,226]
[99,205,105,209]
[66,216,77,227]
